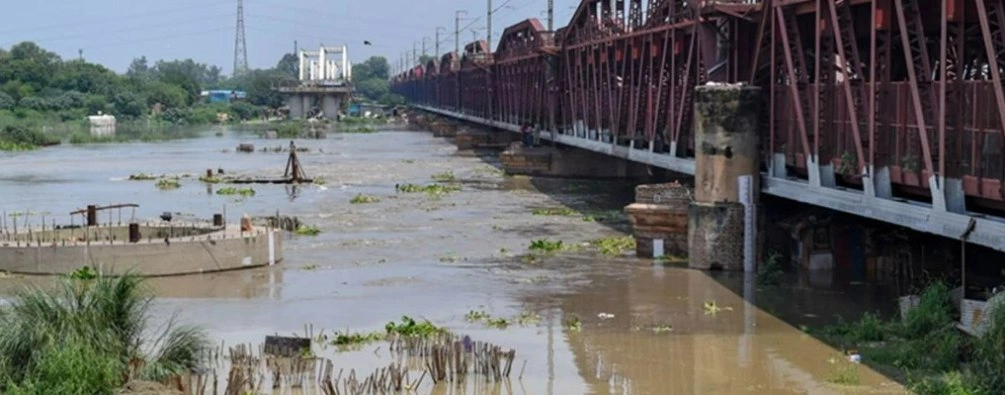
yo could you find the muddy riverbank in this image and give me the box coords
[0,127,905,393]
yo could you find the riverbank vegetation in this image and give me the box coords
[0,41,299,150]
[816,282,1005,394]
[0,43,408,151]
[0,275,209,394]
[351,56,405,107]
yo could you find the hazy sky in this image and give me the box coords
[0,0,576,75]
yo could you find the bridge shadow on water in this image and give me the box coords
[455,146,650,237]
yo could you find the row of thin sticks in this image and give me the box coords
[180,333,520,395]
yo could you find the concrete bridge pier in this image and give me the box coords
[278,86,351,120]
[687,84,762,272]
[454,127,518,151]
[500,144,652,179]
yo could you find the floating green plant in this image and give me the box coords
[531,207,578,216]
[591,236,636,256]
[565,315,582,332]
[395,183,461,196]
[350,193,381,204]
[295,225,321,236]
[465,310,491,322]
[198,175,222,184]
[331,331,383,347]
[155,178,181,190]
[216,187,255,197]
[385,316,446,337]
[528,239,566,253]
[431,171,456,182]
[128,173,157,181]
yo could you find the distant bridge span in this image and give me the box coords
[392,0,1005,252]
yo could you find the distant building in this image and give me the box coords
[348,103,389,118]
[87,113,116,137]
[201,90,248,103]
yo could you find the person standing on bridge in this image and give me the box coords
[521,123,533,148]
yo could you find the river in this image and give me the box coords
[0,126,906,394]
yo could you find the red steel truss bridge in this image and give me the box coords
[391,0,1005,251]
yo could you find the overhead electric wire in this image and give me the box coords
[245,12,430,44]
[81,27,233,52]
[245,0,431,32]
[16,13,233,46]
[0,0,233,36]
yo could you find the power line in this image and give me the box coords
[0,0,233,36]
[81,27,233,51]
[6,13,233,47]
[245,0,431,32]
[245,13,426,43]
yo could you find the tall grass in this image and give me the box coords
[820,282,1005,394]
[971,293,1005,393]
[0,274,209,393]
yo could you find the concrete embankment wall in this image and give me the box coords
[0,229,283,276]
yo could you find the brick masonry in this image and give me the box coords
[687,202,745,271]
[626,182,692,258]
[500,144,552,175]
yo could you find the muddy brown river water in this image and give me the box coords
[0,127,906,394]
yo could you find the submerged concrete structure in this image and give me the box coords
[0,206,282,276]
[278,44,353,120]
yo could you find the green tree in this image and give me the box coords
[111,92,146,118]
[157,69,199,106]
[0,42,61,91]
[52,61,119,95]
[353,56,390,81]
[0,91,14,110]
[146,82,187,108]
[275,53,298,78]
[355,78,389,101]
[351,56,394,104]
[126,56,153,83]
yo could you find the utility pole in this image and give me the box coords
[455,10,467,56]
[487,0,492,54]
[412,41,417,67]
[547,0,554,31]
[435,27,446,59]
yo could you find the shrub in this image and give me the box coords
[903,282,954,339]
[0,275,209,391]
[972,293,1005,393]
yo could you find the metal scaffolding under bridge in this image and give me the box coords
[391,0,1005,252]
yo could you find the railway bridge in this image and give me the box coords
[391,0,1005,255]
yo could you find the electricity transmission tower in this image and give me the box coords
[233,0,249,76]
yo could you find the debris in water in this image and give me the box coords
[430,171,456,182]
[216,187,255,197]
[294,225,321,236]
[349,193,380,204]
[155,178,181,190]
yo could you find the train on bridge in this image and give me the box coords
[391,0,1005,252]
